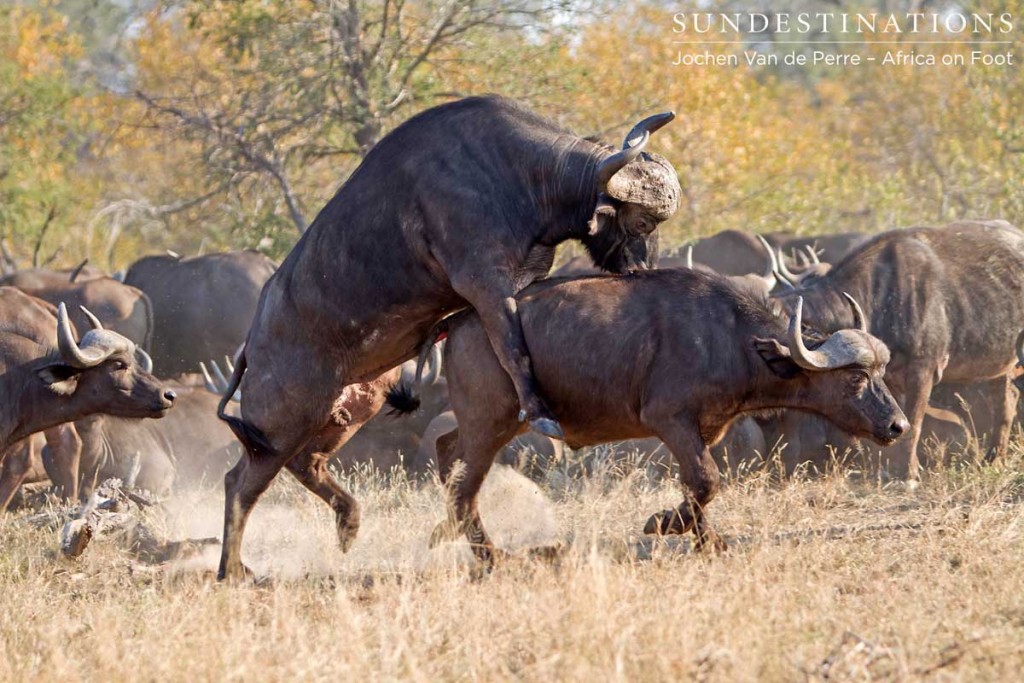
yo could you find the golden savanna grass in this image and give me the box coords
[0,444,1023,681]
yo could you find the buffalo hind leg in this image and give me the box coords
[644,418,726,553]
[219,445,296,582]
[432,426,517,566]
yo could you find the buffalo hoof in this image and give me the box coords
[217,562,257,584]
[694,529,728,554]
[527,543,566,563]
[643,508,694,536]
[337,520,360,553]
[529,417,565,441]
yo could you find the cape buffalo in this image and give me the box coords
[69,383,241,499]
[0,261,107,289]
[773,220,1024,479]
[123,250,276,376]
[0,288,175,500]
[390,270,906,563]
[5,277,153,350]
[213,96,680,580]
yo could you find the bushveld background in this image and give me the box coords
[3,0,1023,266]
[2,1,1024,680]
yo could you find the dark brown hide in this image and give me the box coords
[213,96,680,580]
[407,269,904,564]
[124,251,276,377]
[773,220,1024,479]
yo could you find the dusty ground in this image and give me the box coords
[0,446,1022,682]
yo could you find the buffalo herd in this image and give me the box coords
[0,96,1022,577]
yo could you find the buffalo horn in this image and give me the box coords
[596,131,649,191]
[136,348,154,374]
[56,303,112,368]
[622,111,676,150]
[843,292,868,332]
[79,305,104,330]
[685,244,694,269]
[1016,329,1024,367]
[776,249,800,283]
[788,297,832,370]
[424,344,443,385]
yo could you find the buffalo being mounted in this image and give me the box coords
[214,96,681,580]
[389,269,906,563]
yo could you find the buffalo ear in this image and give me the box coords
[753,338,801,379]
[587,201,617,236]
[38,363,82,395]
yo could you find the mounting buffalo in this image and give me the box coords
[0,288,175,501]
[389,269,907,564]
[212,96,681,580]
[772,220,1024,479]
[123,250,276,376]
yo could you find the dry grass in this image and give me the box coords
[1,443,1023,682]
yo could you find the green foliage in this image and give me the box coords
[0,0,1022,267]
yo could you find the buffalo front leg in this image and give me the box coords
[985,374,1017,462]
[39,424,82,501]
[284,426,364,553]
[283,373,399,551]
[0,439,36,513]
[450,277,563,440]
[644,418,726,553]
[886,366,934,482]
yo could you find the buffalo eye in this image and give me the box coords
[849,372,869,394]
[634,217,654,235]
[112,360,128,371]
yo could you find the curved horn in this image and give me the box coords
[56,303,110,369]
[1017,329,1024,367]
[685,244,694,269]
[68,258,88,283]
[756,235,779,280]
[78,305,104,331]
[777,249,800,283]
[806,245,821,264]
[423,343,443,385]
[843,292,868,332]
[622,111,676,150]
[210,360,230,393]
[199,362,220,395]
[595,131,649,190]
[788,297,830,370]
[135,348,153,374]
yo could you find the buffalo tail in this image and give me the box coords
[385,318,451,416]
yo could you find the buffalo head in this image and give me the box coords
[584,113,680,273]
[754,294,908,445]
[36,303,175,417]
